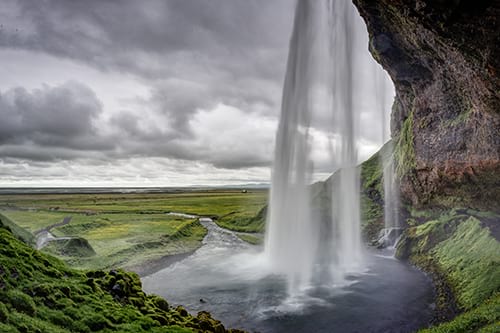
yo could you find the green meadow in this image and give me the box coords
[0,189,268,273]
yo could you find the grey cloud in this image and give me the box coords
[0,81,131,164]
[1,0,293,140]
[0,81,104,148]
[0,144,103,162]
[150,79,213,136]
[2,0,293,78]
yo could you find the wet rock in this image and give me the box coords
[376,227,404,248]
[149,295,169,311]
[353,0,500,210]
[176,305,189,317]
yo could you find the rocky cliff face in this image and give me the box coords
[353,0,500,210]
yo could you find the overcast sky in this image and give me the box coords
[0,0,393,187]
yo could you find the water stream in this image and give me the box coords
[142,218,434,333]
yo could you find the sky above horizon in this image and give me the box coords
[0,0,393,187]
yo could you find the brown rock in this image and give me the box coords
[353,0,500,210]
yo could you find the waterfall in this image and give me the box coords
[328,0,364,277]
[379,144,402,248]
[264,0,320,294]
[376,59,401,248]
[265,0,394,295]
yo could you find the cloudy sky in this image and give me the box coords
[0,0,393,187]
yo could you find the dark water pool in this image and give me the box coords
[142,220,434,333]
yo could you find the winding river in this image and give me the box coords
[142,218,434,333]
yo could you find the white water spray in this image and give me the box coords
[265,0,394,295]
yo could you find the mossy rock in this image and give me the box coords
[396,210,500,331]
[2,290,37,315]
[0,225,239,333]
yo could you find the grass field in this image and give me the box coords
[0,189,268,273]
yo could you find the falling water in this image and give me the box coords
[265,0,392,294]
[375,56,401,248]
[264,0,320,294]
[328,0,364,277]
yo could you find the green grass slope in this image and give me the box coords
[0,224,243,333]
[0,190,267,269]
[0,212,35,246]
[0,210,207,272]
[217,205,267,233]
[396,210,500,332]
[359,146,385,241]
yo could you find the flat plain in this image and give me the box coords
[0,189,268,274]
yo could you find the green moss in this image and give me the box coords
[358,141,395,240]
[409,206,438,219]
[442,105,473,129]
[419,295,500,333]
[397,209,468,258]
[0,225,239,332]
[433,217,500,309]
[360,194,384,240]
[360,147,384,193]
[0,322,19,333]
[0,302,9,321]
[2,290,37,315]
[397,209,500,331]
[394,111,416,178]
[9,310,69,333]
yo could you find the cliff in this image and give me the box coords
[353,0,500,210]
[349,2,500,331]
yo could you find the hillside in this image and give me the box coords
[0,221,243,333]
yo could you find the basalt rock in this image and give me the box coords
[353,0,500,210]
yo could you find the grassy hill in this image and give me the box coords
[0,222,244,333]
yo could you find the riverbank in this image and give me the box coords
[0,222,244,333]
[396,209,500,332]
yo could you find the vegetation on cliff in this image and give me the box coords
[350,3,500,329]
[0,223,243,333]
[359,143,386,240]
[354,0,500,210]
[396,209,500,332]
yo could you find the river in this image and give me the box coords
[142,218,434,333]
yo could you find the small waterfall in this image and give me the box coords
[375,42,401,248]
[377,144,403,249]
[383,149,400,231]
[265,0,392,295]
